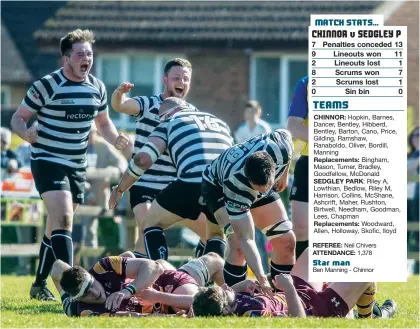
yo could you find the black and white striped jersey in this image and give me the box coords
[23,68,107,169]
[203,129,293,219]
[131,95,176,190]
[149,110,233,184]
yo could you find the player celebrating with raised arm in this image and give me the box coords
[10,29,129,301]
[111,58,207,259]
[109,97,233,261]
[200,130,295,295]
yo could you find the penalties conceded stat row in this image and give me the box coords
[308,19,407,283]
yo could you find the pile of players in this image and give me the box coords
[11,29,396,319]
[51,249,396,319]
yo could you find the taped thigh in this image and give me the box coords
[261,220,293,240]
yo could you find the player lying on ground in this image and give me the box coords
[51,252,224,316]
[191,248,396,319]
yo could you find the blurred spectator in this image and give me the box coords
[233,101,272,274]
[407,127,419,262]
[407,126,419,222]
[234,100,271,143]
[73,124,127,267]
[16,141,31,167]
[1,127,30,275]
[407,127,420,273]
[1,127,23,178]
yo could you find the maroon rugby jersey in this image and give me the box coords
[233,292,289,317]
[153,270,197,292]
[234,276,344,318]
[61,258,197,317]
[142,270,198,314]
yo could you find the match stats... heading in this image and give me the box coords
[308,15,407,282]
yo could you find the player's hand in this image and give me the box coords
[25,122,38,144]
[273,273,294,291]
[105,290,131,311]
[109,186,124,209]
[80,310,112,317]
[274,162,290,192]
[187,306,195,318]
[176,310,187,317]
[137,288,159,302]
[242,280,261,296]
[115,82,134,94]
[257,275,274,296]
[273,179,287,192]
[113,311,143,317]
[114,132,130,150]
[6,159,19,174]
[176,306,194,318]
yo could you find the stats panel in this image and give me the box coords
[308,16,407,282]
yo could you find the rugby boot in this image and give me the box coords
[30,283,57,301]
[379,299,397,318]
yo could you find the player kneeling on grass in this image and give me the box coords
[51,252,224,317]
[192,248,396,319]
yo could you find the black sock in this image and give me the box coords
[195,240,206,258]
[133,251,148,259]
[51,229,73,266]
[34,235,56,286]
[270,261,294,278]
[296,240,309,260]
[144,227,168,260]
[271,262,294,292]
[203,238,226,258]
[223,262,247,286]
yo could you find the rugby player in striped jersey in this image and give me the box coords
[111,59,207,260]
[11,29,129,301]
[109,97,233,263]
[200,129,295,295]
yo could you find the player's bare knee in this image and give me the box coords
[136,222,147,241]
[227,234,243,254]
[134,215,146,227]
[119,251,135,258]
[292,219,308,238]
[143,216,164,229]
[271,230,296,253]
[56,213,72,230]
[156,259,176,271]
[206,224,224,240]
[292,218,305,231]
[203,252,225,275]
[133,206,149,227]
[205,251,223,261]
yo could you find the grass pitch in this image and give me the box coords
[1,275,419,328]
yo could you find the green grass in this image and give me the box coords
[1,275,419,328]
